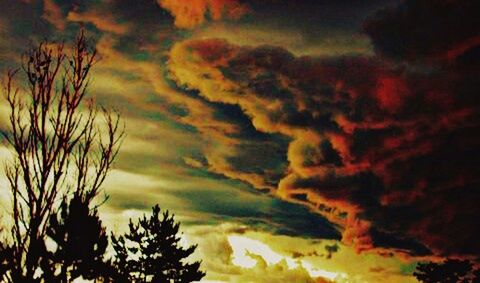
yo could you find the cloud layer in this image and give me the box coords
[167,0,480,258]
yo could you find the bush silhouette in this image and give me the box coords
[414,259,480,283]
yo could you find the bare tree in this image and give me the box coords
[1,31,124,282]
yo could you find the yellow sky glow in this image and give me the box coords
[227,235,344,281]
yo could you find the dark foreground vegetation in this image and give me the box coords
[414,259,480,283]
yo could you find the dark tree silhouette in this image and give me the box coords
[0,241,13,281]
[111,205,206,283]
[414,259,480,283]
[41,193,109,282]
[1,31,123,282]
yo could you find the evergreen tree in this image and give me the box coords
[41,194,109,282]
[111,205,205,283]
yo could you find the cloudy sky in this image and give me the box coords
[0,0,479,282]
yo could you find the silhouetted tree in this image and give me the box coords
[111,205,206,283]
[40,193,109,282]
[0,241,13,281]
[414,259,480,283]
[1,31,123,282]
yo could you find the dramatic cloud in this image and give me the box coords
[167,0,480,258]
[0,0,478,280]
[157,0,248,29]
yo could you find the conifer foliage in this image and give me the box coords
[42,194,109,282]
[111,205,206,283]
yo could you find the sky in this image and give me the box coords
[0,0,479,282]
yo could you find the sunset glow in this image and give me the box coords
[228,235,342,281]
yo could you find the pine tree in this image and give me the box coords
[42,193,109,282]
[111,205,205,283]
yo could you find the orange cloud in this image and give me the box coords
[157,0,248,29]
[94,35,278,192]
[67,10,129,35]
[42,0,65,30]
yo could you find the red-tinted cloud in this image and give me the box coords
[167,0,480,259]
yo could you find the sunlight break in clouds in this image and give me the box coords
[228,235,343,282]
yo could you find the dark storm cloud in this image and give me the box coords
[243,0,399,33]
[214,103,290,188]
[162,82,292,190]
[364,0,480,62]
[167,0,480,258]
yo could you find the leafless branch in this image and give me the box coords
[1,30,124,281]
